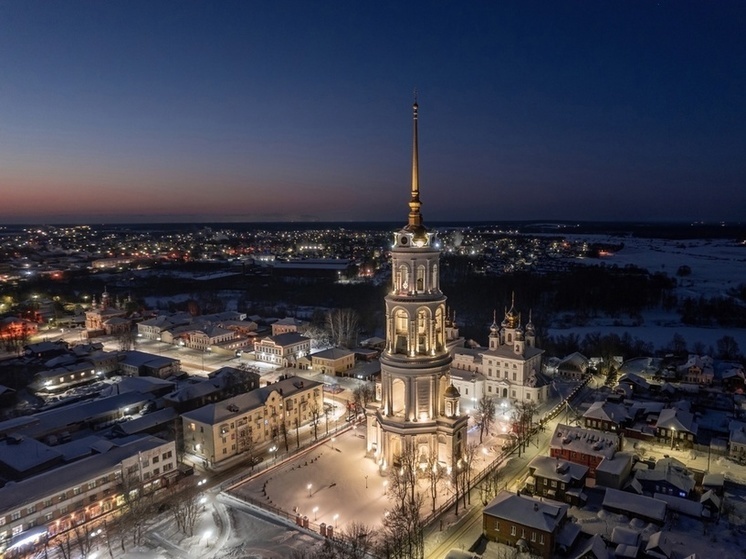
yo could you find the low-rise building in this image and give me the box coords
[526,456,588,505]
[582,400,630,433]
[254,332,310,367]
[119,351,181,379]
[311,347,355,375]
[271,317,306,336]
[182,376,322,467]
[483,491,570,559]
[0,436,175,555]
[550,424,620,478]
[654,408,698,449]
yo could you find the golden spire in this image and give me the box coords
[407,91,423,230]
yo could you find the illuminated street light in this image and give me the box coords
[307,483,312,497]
[333,513,339,529]
[313,506,319,521]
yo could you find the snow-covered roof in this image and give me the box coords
[550,424,619,459]
[183,377,323,425]
[635,457,696,495]
[602,488,667,523]
[583,400,630,423]
[654,492,703,517]
[528,455,588,483]
[646,530,673,558]
[483,491,567,532]
[571,533,610,559]
[0,435,62,474]
[311,347,354,360]
[654,408,698,435]
[0,436,169,513]
[596,452,634,476]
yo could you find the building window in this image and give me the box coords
[11,511,20,521]
[540,535,544,544]
[510,526,516,536]
[494,520,499,532]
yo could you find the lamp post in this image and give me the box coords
[333,513,339,529]
[331,437,336,451]
[313,506,319,521]
[307,483,312,497]
[269,445,278,463]
[670,427,676,449]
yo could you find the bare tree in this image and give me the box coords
[171,484,200,536]
[461,443,478,506]
[118,470,153,549]
[342,522,376,559]
[425,454,445,514]
[309,396,322,441]
[352,383,375,416]
[480,465,503,506]
[382,444,425,559]
[71,519,94,559]
[475,395,496,444]
[326,308,360,349]
[280,421,290,452]
[116,326,137,351]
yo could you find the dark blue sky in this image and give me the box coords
[1,1,744,223]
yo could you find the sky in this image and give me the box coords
[0,0,744,224]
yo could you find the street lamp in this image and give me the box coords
[307,483,312,497]
[333,513,339,529]
[313,506,319,521]
[331,437,336,450]
[670,427,676,449]
[269,445,278,463]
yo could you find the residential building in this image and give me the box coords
[0,436,176,555]
[182,376,323,467]
[582,401,630,433]
[271,317,306,336]
[311,347,355,375]
[483,491,571,559]
[654,408,698,448]
[254,332,311,367]
[550,424,620,478]
[526,456,588,505]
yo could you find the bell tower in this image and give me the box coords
[366,99,468,472]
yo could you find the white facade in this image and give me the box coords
[451,302,548,405]
[0,437,175,554]
[366,101,468,472]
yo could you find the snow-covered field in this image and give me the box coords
[549,234,746,352]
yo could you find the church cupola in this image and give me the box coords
[444,383,461,418]
[525,309,536,347]
[489,309,499,350]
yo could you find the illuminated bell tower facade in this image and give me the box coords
[366,101,468,472]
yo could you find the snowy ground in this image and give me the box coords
[549,234,746,351]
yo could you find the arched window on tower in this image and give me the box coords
[394,309,409,354]
[416,265,426,292]
[417,308,430,354]
[398,265,410,293]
